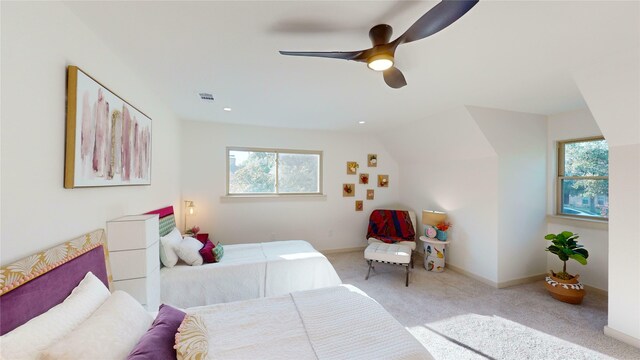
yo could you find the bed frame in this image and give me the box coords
[0,229,111,335]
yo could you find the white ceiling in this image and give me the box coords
[65,1,639,131]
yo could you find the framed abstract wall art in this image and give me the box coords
[359,173,369,184]
[64,66,152,188]
[355,200,363,212]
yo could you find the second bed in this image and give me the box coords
[147,206,342,308]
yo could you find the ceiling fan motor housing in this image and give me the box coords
[369,24,393,46]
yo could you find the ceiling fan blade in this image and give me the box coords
[398,0,478,44]
[383,67,407,89]
[279,50,367,61]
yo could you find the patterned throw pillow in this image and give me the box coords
[175,314,208,360]
[212,242,224,262]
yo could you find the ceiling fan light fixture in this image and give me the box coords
[367,54,394,71]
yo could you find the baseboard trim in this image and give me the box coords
[604,326,640,348]
[584,284,608,297]
[438,265,608,294]
[445,263,498,288]
[320,246,367,255]
[497,274,546,289]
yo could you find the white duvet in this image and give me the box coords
[161,240,342,308]
[184,285,433,360]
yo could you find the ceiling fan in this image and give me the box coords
[279,0,479,89]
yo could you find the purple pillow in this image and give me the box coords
[127,304,186,360]
[199,240,216,263]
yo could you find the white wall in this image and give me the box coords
[180,121,399,251]
[574,52,640,346]
[545,109,608,291]
[1,2,182,264]
[469,107,548,284]
[384,106,548,285]
[383,107,501,283]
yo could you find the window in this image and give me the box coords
[557,137,608,219]
[227,147,322,195]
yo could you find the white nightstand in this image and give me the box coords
[106,214,160,310]
[419,236,450,272]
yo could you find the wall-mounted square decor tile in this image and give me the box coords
[368,154,377,167]
[378,175,389,187]
[343,183,355,197]
[347,162,359,175]
[366,189,374,200]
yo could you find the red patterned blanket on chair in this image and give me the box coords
[366,210,415,244]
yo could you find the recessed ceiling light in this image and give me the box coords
[223,107,232,112]
[358,121,366,124]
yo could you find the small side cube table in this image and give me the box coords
[419,236,450,272]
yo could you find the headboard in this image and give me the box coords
[0,229,111,335]
[145,206,176,237]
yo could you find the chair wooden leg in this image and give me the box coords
[365,260,373,280]
[411,252,414,269]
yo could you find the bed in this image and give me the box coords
[147,206,343,308]
[0,230,433,360]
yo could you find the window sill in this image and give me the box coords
[546,214,608,231]
[220,194,327,202]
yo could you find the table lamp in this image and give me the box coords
[422,210,447,237]
[184,200,195,232]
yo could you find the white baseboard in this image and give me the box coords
[497,274,546,288]
[604,326,640,348]
[320,246,366,255]
[435,264,609,295]
[445,263,499,288]
[584,284,608,296]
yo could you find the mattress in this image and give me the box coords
[160,240,342,308]
[181,285,433,360]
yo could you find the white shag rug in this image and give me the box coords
[326,251,640,360]
[409,314,613,360]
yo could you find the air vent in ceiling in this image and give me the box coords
[199,93,214,101]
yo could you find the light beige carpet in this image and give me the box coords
[326,251,640,360]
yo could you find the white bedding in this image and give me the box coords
[184,285,433,360]
[161,240,342,308]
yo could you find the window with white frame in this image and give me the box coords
[557,137,608,219]
[227,147,322,195]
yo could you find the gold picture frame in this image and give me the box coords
[65,66,152,188]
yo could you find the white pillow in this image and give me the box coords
[0,272,110,360]
[159,227,182,267]
[38,291,153,360]
[175,236,204,266]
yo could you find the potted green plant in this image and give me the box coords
[544,231,589,304]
